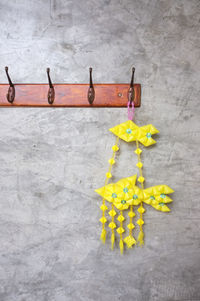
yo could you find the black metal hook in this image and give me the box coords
[128,67,135,105]
[5,66,15,103]
[46,68,55,105]
[88,67,95,105]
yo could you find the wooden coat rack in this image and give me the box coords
[0,67,141,107]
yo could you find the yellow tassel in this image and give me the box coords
[137,230,144,246]
[111,232,115,250]
[100,228,106,244]
[119,239,124,254]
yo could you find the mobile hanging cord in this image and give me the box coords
[127,100,135,120]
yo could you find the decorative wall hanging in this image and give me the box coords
[95,69,174,254]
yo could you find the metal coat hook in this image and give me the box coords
[128,67,135,105]
[46,68,55,105]
[88,67,95,105]
[5,66,15,103]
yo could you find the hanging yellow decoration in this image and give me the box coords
[95,120,174,253]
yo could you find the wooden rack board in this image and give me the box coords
[0,83,141,107]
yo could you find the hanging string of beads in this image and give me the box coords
[135,140,145,246]
[117,210,125,254]
[124,204,136,248]
[99,136,119,244]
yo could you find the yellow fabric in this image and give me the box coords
[109,120,159,146]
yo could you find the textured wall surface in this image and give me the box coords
[0,1,200,300]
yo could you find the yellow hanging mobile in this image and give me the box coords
[95,71,174,254]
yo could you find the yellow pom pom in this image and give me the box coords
[108,158,115,165]
[128,211,135,218]
[137,207,145,214]
[112,145,119,152]
[109,222,116,229]
[127,223,135,230]
[136,162,143,168]
[100,204,108,211]
[137,218,144,226]
[117,227,125,234]
[138,176,145,183]
[109,209,117,217]
[99,216,107,223]
[117,215,125,222]
[106,172,112,178]
[134,148,142,155]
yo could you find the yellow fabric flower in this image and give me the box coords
[109,120,159,147]
[95,175,137,210]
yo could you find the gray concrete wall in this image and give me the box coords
[0,0,200,300]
